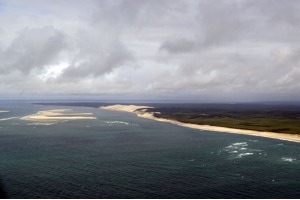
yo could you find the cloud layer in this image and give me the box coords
[1,0,300,101]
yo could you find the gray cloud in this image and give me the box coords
[91,0,188,28]
[0,26,66,74]
[158,1,255,55]
[0,0,300,101]
[160,37,196,54]
[60,30,134,80]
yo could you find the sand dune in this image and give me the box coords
[21,109,96,121]
[100,104,300,143]
[102,104,154,112]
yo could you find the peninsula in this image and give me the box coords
[101,104,300,143]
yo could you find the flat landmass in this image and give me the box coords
[21,109,96,121]
[148,105,300,135]
[0,111,9,113]
[35,102,300,142]
[101,104,300,143]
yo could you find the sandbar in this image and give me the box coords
[21,109,96,121]
[0,111,9,113]
[100,104,300,143]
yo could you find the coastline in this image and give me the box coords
[100,104,300,143]
[21,109,97,121]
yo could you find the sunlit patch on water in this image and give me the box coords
[281,157,296,162]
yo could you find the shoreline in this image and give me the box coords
[100,104,300,143]
[21,109,97,121]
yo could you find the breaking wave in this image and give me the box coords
[0,116,19,121]
[237,152,254,158]
[105,121,139,126]
[281,157,296,162]
[28,122,56,126]
[224,142,263,159]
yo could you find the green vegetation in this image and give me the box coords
[149,105,300,134]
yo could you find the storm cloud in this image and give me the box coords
[0,0,300,101]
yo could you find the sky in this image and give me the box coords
[0,0,300,102]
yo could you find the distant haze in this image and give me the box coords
[0,0,300,102]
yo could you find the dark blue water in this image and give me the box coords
[1,101,300,198]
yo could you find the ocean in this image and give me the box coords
[1,101,300,198]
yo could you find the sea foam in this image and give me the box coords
[105,121,139,126]
[281,157,296,162]
[28,122,56,126]
[224,142,261,159]
[0,116,19,121]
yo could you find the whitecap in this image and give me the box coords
[28,122,56,126]
[0,116,18,121]
[105,121,138,126]
[281,157,296,162]
[225,142,248,152]
[232,142,248,146]
[237,152,254,158]
[226,142,248,149]
[224,142,262,159]
[106,121,130,125]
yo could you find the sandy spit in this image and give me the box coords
[100,104,300,143]
[21,109,96,121]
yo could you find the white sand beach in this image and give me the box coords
[21,109,96,121]
[101,104,300,143]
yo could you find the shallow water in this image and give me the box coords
[1,101,300,198]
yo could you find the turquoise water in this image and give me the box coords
[1,101,300,198]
